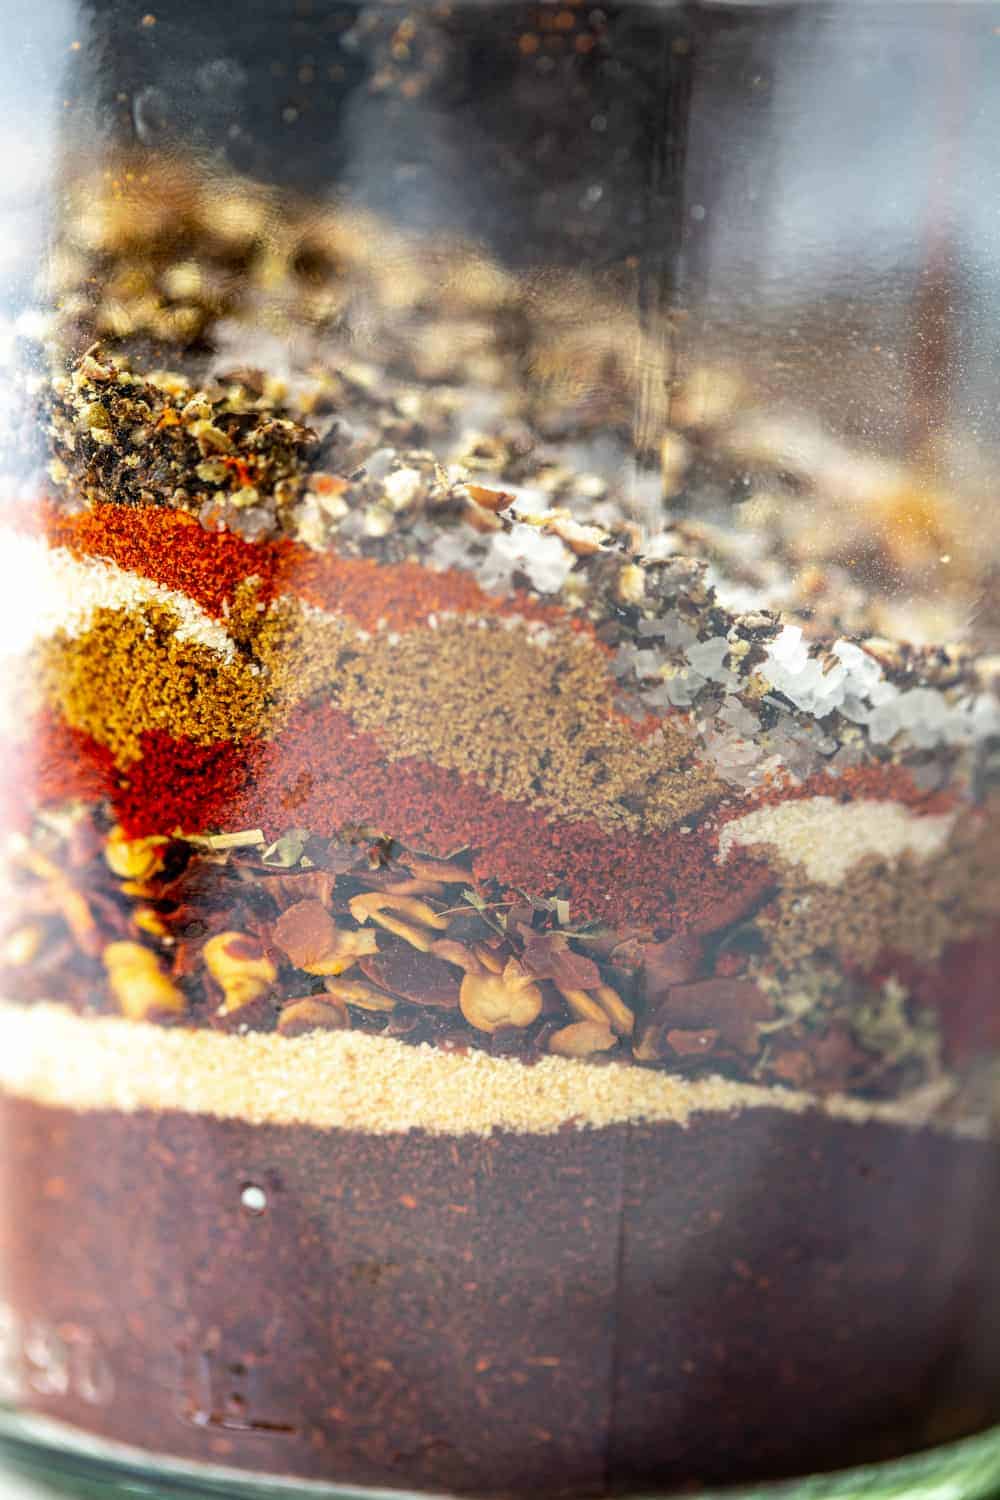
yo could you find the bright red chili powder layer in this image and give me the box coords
[23,501,568,634]
[0,717,117,835]
[9,706,772,933]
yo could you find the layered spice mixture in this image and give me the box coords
[1,160,997,1111]
[1,157,1000,1492]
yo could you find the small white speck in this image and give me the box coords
[690,203,706,221]
[241,1184,267,1214]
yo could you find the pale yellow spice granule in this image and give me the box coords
[719,796,957,885]
[0,1000,980,1138]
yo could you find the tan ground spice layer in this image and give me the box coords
[0,1000,981,1137]
[331,616,719,833]
[760,806,1000,970]
[37,602,722,832]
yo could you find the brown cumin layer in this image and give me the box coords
[2,1095,1000,1495]
[35,598,716,832]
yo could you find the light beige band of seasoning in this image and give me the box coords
[758,802,1000,969]
[0,1001,984,1139]
[0,532,237,659]
[719,797,957,886]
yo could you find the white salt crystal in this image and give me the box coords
[686,637,730,680]
[481,524,574,595]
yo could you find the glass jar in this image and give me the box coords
[1,3,999,1498]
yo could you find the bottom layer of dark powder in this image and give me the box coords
[2,1096,1000,1496]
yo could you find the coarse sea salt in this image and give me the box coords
[761,627,998,749]
[479,523,574,595]
[686,636,738,689]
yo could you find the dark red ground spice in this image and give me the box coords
[284,549,566,635]
[11,705,771,932]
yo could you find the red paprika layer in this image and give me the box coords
[712,763,957,822]
[5,707,772,931]
[2,705,949,933]
[10,506,973,780]
[9,501,572,634]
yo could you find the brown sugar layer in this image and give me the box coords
[2,1094,1000,1495]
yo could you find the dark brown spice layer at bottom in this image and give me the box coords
[2,1098,1000,1496]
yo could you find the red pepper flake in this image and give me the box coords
[641,933,704,995]
[666,1028,719,1056]
[672,978,772,1052]
[222,454,258,489]
[713,950,748,978]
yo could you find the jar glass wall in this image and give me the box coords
[1,3,999,1498]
